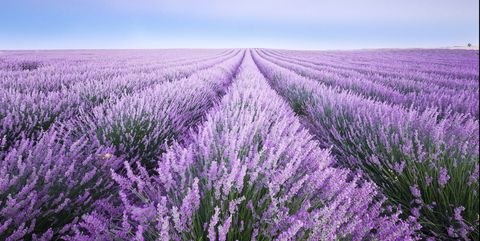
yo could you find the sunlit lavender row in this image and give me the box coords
[0,48,478,240]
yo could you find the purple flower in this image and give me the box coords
[135,225,144,241]
[438,167,450,187]
[409,185,422,198]
[207,207,221,241]
[454,206,465,222]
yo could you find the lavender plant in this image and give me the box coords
[0,128,123,240]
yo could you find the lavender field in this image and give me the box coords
[0,48,478,240]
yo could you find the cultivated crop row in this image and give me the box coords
[0,50,244,239]
[0,50,242,151]
[258,49,479,118]
[252,49,479,240]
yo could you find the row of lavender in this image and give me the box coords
[252,49,479,240]
[0,49,238,151]
[68,51,417,240]
[270,49,478,91]
[0,49,245,239]
[0,49,236,92]
[258,49,479,119]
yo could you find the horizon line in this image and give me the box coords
[1,45,479,52]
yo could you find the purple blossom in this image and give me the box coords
[454,206,465,222]
[207,207,220,241]
[438,167,450,187]
[135,225,144,241]
[410,185,422,198]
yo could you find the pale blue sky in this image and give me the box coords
[0,0,478,50]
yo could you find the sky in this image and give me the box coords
[0,0,479,50]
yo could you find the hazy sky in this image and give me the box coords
[1,0,478,50]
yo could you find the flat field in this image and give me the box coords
[1,49,478,240]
